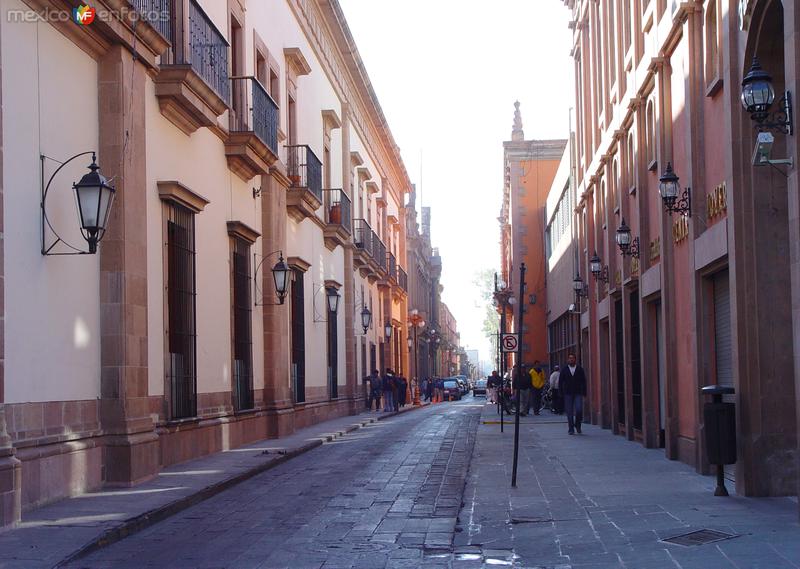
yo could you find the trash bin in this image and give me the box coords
[700,385,736,496]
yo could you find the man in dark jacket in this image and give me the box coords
[513,365,532,416]
[366,369,382,411]
[559,353,587,434]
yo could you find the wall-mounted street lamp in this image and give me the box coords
[360,305,372,334]
[573,272,589,299]
[589,251,609,283]
[659,162,692,217]
[254,251,290,306]
[41,151,116,256]
[616,219,640,259]
[741,57,793,135]
[313,285,341,321]
[385,322,393,339]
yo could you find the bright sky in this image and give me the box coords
[338,0,575,363]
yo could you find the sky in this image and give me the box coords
[338,0,575,364]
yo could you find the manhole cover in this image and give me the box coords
[662,529,738,547]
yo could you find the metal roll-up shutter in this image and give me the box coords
[713,270,733,389]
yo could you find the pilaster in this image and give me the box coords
[98,45,159,486]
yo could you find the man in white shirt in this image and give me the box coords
[549,365,562,414]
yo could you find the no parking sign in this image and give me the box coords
[501,333,519,353]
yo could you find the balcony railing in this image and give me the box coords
[131,0,172,41]
[399,267,408,292]
[230,76,278,155]
[354,219,374,257]
[286,145,322,202]
[323,189,352,232]
[387,253,398,282]
[373,235,387,272]
[165,0,229,102]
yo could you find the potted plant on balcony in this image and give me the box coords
[329,202,342,224]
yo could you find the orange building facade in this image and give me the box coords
[499,103,567,368]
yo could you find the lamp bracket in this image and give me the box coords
[253,249,286,306]
[252,186,264,199]
[754,91,793,136]
[41,152,99,256]
[665,187,692,217]
[622,237,641,259]
[592,265,610,284]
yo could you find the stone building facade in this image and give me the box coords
[563,0,799,502]
[0,0,443,528]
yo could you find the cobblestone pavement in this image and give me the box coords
[54,399,800,568]
[64,400,482,569]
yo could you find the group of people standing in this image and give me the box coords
[485,353,588,435]
[365,369,409,413]
[420,377,445,402]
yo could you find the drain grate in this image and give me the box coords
[662,529,738,547]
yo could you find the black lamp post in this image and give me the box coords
[659,162,691,217]
[590,251,609,283]
[325,287,341,314]
[741,57,793,135]
[271,257,290,304]
[616,218,640,259]
[360,305,372,334]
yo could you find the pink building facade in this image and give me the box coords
[566,0,799,504]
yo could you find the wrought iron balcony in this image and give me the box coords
[354,219,374,257]
[225,76,279,181]
[399,267,408,292]
[131,0,172,42]
[286,145,322,201]
[229,76,278,154]
[373,236,387,275]
[322,189,352,250]
[153,0,229,134]
[323,190,352,230]
[172,0,229,101]
[387,252,398,283]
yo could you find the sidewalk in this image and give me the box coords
[455,402,800,568]
[0,403,426,569]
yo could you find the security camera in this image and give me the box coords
[753,132,774,166]
[569,303,577,313]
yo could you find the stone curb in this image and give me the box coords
[55,403,427,568]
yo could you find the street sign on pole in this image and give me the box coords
[501,333,519,353]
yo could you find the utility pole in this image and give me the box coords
[512,263,526,488]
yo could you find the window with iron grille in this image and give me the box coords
[166,203,197,419]
[232,238,253,411]
[328,307,338,399]
[291,269,306,403]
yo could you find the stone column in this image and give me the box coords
[0,38,21,524]
[98,45,159,485]
[262,164,293,436]
[340,105,358,411]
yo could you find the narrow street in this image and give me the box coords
[57,398,800,569]
[64,401,483,569]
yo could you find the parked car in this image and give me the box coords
[473,379,487,396]
[443,380,462,401]
[453,377,468,394]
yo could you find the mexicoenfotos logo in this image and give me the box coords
[73,5,96,25]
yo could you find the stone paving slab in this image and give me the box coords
[452,402,800,568]
[0,404,427,568]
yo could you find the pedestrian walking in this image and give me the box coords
[487,370,501,404]
[397,375,407,408]
[434,377,444,402]
[549,365,562,414]
[513,365,532,416]
[426,377,434,401]
[529,361,546,415]
[559,353,587,434]
[382,369,395,412]
[420,378,428,402]
[390,370,400,411]
[367,369,382,411]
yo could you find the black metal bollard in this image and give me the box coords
[700,385,736,496]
